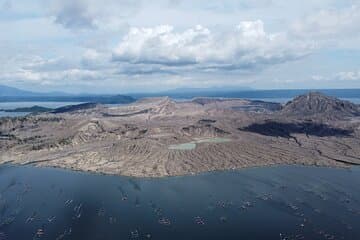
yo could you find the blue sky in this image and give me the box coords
[0,0,360,93]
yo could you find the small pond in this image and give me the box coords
[168,138,231,150]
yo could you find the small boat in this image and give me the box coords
[65,228,72,235]
[154,208,162,216]
[194,216,205,225]
[74,212,82,219]
[130,230,139,239]
[0,232,8,240]
[98,208,105,217]
[73,203,83,219]
[0,216,15,227]
[324,234,335,240]
[158,217,171,226]
[47,216,56,223]
[244,201,253,207]
[26,212,37,223]
[64,200,73,206]
[35,229,44,238]
[109,216,117,224]
[239,205,247,210]
[74,203,83,212]
[314,208,321,213]
[56,228,72,239]
[288,203,299,211]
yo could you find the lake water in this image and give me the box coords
[0,165,359,240]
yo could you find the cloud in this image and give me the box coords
[6,21,314,89]
[53,1,95,29]
[81,49,112,70]
[1,68,103,85]
[311,75,325,81]
[23,57,77,72]
[292,5,360,39]
[168,0,274,12]
[335,71,360,81]
[48,0,141,30]
[0,54,105,87]
[312,70,360,82]
[113,21,313,72]
[1,0,12,11]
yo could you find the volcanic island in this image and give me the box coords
[1,92,360,177]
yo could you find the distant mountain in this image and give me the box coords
[0,84,70,97]
[0,85,41,97]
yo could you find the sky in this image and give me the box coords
[0,0,360,93]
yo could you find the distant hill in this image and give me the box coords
[1,103,102,114]
[0,84,135,104]
[51,103,100,114]
[0,84,71,97]
[0,105,52,113]
[0,85,42,97]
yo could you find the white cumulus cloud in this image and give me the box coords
[112,21,314,71]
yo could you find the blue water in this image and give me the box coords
[0,165,359,240]
[135,89,360,101]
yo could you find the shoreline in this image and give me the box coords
[0,161,355,179]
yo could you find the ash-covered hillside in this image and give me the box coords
[280,92,360,120]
